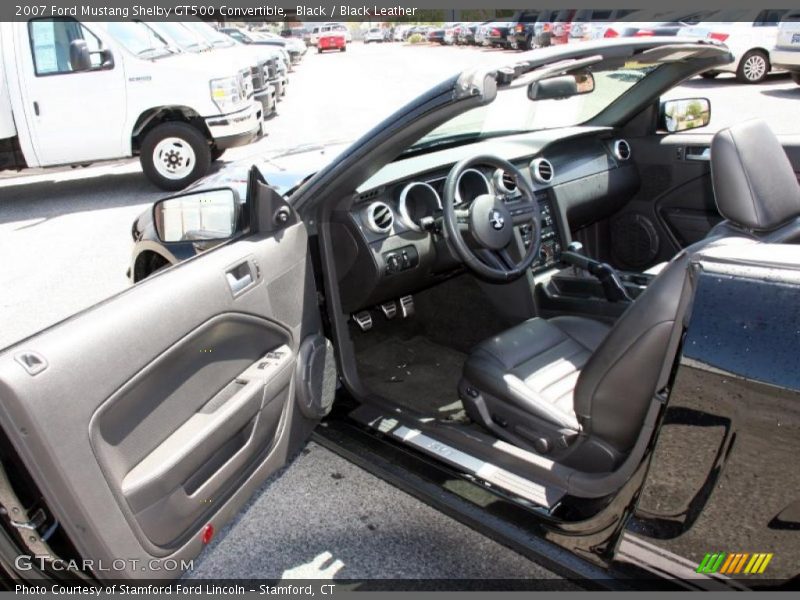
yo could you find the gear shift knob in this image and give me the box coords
[567,241,584,255]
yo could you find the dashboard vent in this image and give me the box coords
[358,188,381,202]
[502,171,517,191]
[365,202,394,234]
[613,139,632,161]
[531,158,554,184]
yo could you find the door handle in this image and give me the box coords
[225,260,256,295]
[33,101,40,116]
[685,146,710,161]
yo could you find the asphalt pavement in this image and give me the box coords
[187,442,566,582]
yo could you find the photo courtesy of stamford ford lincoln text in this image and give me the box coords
[0,0,799,596]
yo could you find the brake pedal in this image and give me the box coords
[399,295,415,318]
[380,301,397,319]
[353,311,373,331]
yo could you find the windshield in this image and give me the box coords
[185,21,237,47]
[409,59,661,152]
[104,21,172,57]
[150,22,208,51]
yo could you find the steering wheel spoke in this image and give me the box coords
[455,208,471,231]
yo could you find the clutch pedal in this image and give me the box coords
[352,311,373,331]
[399,295,415,318]
[380,301,397,319]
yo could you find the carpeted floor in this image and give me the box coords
[356,335,467,420]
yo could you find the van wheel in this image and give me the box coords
[210,147,225,162]
[700,71,718,79]
[737,50,769,83]
[340,46,346,52]
[140,122,211,191]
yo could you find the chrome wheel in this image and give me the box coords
[740,52,768,83]
[152,137,196,180]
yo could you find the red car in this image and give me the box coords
[317,32,346,53]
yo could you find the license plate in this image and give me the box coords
[792,33,800,44]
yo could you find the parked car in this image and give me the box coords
[364,27,385,44]
[393,25,410,41]
[483,21,516,48]
[426,26,446,45]
[680,9,790,83]
[453,22,474,45]
[600,9,712,38]
[183,20,288,103]
[549,9,578,45]
[329,23,353,43]
[220,27,298,70]
[317,31,346,53]
[771,10,800,84]
[147,21,277,120]
[509,9,550,50]
[568,9,639,42]
[0,19,262,190]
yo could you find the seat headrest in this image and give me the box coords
[711,119,800,232]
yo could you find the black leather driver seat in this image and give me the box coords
[460,119,800,470]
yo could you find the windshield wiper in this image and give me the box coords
[136,46,170,58]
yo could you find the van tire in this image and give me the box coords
[211,147,225,162]
[140,122,211,191]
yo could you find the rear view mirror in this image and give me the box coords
[661,98,711,133]
[528,71,595,101]
[69,40,92,72]
[153,189,240,243]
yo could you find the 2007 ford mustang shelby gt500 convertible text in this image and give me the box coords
[2,37,800,589]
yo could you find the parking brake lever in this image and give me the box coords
[561,242,632,303]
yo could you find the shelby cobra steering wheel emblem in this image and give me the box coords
[489,209,505,230]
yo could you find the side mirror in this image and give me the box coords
[661,98,711,133]
[153,188,240,243]
[69,40,92,72]
[528,71,595,101]
[69,39,114,72]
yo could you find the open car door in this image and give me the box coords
[0,174,335,580]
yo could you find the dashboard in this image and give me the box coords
[331,128,640,314]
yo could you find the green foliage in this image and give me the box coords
[407,33,426,44]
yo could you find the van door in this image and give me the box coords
[14,18,127,166]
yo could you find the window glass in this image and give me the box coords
[29,19,102,75]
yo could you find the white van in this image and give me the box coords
[0,19,262,190]
[147,21,277,120]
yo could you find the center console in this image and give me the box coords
[520,190,563,273]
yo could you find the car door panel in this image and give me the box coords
[0,219,325,576]
[610,133,800,270]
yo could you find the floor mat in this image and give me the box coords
[357,336,467,420]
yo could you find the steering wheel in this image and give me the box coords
[443,155,542,282]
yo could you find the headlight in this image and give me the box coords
[210,75,244,112]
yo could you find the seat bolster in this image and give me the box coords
[463,357,581,431]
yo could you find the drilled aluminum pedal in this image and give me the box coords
[353,311,373,331]
[380,301,398,319]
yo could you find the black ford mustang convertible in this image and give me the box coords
[3,38,800,589]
